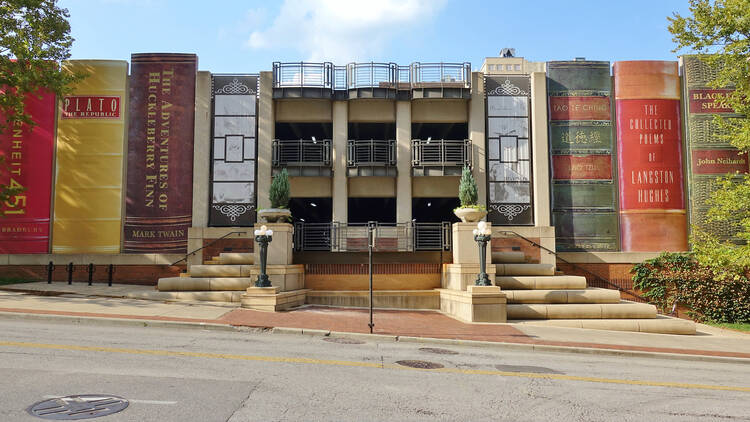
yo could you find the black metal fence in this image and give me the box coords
[293,221,451,252]
[347,140,396,167]
[272,139,331,167]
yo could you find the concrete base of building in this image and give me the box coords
[157,277,254,291]
[438,286,507,323]
[240,287,309,311]
[305,290,440,309]
[247,264,305,291]
[507,301,658,320]
[442,263,497,291]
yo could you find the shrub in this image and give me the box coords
[269,168,290,209]
[632,252,750,323]
[458,166,478,207]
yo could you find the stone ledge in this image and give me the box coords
[241,287,309,311]
[438,287,507,323]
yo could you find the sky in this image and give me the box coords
[58,0,693,73]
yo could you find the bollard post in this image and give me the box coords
[108,264,114,287]
[88,263,94,286]
[67,262,74,285]
[47,261,54,284]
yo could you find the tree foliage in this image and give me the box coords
[669,0,750,269]
[0,0,85,210]
[458,166,478,207]
[269,168,290,209]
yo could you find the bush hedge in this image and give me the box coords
[632,253,750,323]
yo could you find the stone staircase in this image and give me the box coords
[153,253,257,302]
[492,252,695,334]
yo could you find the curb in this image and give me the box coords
[0,310,748,365]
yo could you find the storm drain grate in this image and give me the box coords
[323,337,365,345]
[418,347,459,355]
[396,360,444,369]
[28,395,129,420]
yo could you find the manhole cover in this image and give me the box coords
[28,395,129,420]
[323,337,365,345]
[396,360,444,369]
[494,364,561,374]
[419,347,459,355]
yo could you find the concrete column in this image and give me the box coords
[191,71,211,228]
[396,101,412,223]
[530,72,551,227]
[332,101,348,223]
[257,71,274,211]
[468,72,487,208]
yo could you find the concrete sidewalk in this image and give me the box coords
[1,282,749,362]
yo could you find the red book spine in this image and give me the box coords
[0,90,55,253]
[614,61,687,252]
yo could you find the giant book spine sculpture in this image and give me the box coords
[614,60,688,251]
[0,88,55,253]
[123,53,197,253]
[547,61,618,251]
[681,55,748,243]
[52,60,128,253]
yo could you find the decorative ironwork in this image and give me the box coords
[490,204,530,221]
[488,79,528,96]
[293,221,451,252]
[411,139,471,175]
[347,140,396,167]
[272,139,331,167]
[212,204,254,222]
[216,78,254,95]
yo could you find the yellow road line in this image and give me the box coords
[1,341,748,393]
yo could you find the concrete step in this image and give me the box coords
[504,288,621,304]
[491,251,526,264]
[218,252,254,265]
[203,261,223,265]
[158,277,254,291]
[511,315,696,335]
[126,290,243,303]
[507,301,657,320]
[188,264,253,278]
[305,290,440,310]
[496,275,587,290]
[495,263,555,276]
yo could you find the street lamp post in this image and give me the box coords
[254,225,274,288]
[473,221,492,286]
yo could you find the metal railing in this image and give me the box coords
[347,140,396,167]
[171,231,247,266]
[272,61,472,91]
[293,221,451,252]
[347,62,397,89]
[411,139,472,168]
[272,139,331,167]
[272,62,333,88]
[411,62,471,88]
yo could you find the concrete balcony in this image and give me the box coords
[347,139,397,177]
[272,139,332,176]
[411,139,472,176]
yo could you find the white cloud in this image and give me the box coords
[245,0,447,63]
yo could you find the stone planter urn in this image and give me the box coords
[453,207,488,223]
[257,208,291,223]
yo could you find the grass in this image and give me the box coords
[0,277,35,286]
[703,321,750,333]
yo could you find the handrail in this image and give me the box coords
[171,231,247,266]
[496,230,649,303]
[347,139,396,167]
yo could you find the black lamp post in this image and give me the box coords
[254,225,273,288]
[473,221,492,286]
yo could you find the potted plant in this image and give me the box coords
[257,168,291,223]
[453,166,487,223]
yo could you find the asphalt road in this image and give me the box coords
[0,319,748,422]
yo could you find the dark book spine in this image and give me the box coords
[547,61,618,251]
[124,53,197,253]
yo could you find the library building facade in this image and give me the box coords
[0,50,745,333]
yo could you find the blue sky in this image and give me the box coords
[59,0,692,73]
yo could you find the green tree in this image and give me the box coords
[458,165,478,207]
[0,0,84,207]
[269,168,290,209]
[669,0,750,272]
